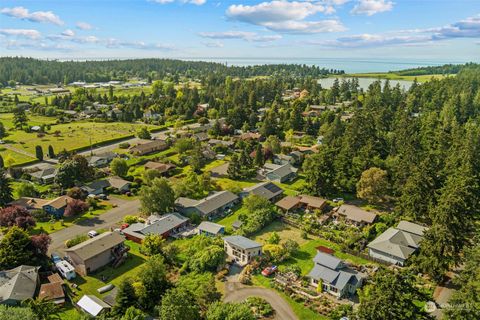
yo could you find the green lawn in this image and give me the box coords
[253,221,374,275]
[215,177,259,191]
[215,205,247,232]
[31,202,113,235]
[0,115,157,165]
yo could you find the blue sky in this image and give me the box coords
[0,0,479,63]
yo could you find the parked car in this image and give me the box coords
[333,197,344,203]
[87,230,99,238]
[97,194,108,200]
[261,265,278,277]
[51,253,62,264]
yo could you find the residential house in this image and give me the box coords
[237,132,262,141]
[65,232,127,276]
[82,180,110,196]
[42,195,74,217]
[241,182,284,202]
[259,163,298,183]
[276,194,327,213]
[207,139,235,149]
[367,221,428,266]
[223,236,262,266]
[273,151,303,167]
[129,139,168,156]
[122,213,189,243]
[77,295,111,317]
[335,204,377,226]
[38,274,65,305]
[193,132,209,142]
[197,221,225,237]
[182,122,212,133]
[8,197,49,213]
[87,152,116,168]
[49,88,70,94]
[0,266,39,306]
[29,166,57,184]
[307,250,364,299]
[144,161,176,176]
[107,176,131,193]
[175,191,239,219]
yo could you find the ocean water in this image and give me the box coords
[181,57,467,74]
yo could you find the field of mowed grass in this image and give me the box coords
[0,114,157,165]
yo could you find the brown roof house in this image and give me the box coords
[144,161,176,176]
[38,278,65,305]
[107,176,131,193]
[42,195,75,218]
[335,204,377,226]
[276,195,327,213]
[129,139,168,156]
[65,232,127,276]
[0,265,39,306]
[8,197,49,212]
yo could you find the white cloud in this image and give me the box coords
[150,0,206,5]
[226,1,346,34]
[202,41,224,47]
[2,40,73,51]
[0,6,63,25]
[263,19,346,33]
[0,28,41,39]
[76,22,93,30]
[309,15,480,48]
[61,29,75,37]
[198,31,282,42]
[351,0,394,16]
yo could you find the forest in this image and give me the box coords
[0,57,344,85]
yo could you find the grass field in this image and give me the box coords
[0,114,157,165]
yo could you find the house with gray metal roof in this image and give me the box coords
[307,251,364,299]
[198,221,224,237]
[241,181,284,202]
[367,221,427,266]
[175,191,239,219]
[259,163,298,183]
[223,235,262,266]
[123,212,189,243]
[0,265,39,306]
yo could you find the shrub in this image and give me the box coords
[119,142,131,149]
[123,215,139,224]
[65,234,89,248]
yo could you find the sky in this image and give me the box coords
[0,0,479,65]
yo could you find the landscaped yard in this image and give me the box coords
[215,204,247,232]
[31,201,113,235]
[253,221,374,275]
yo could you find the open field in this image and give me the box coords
[0,114,157,165]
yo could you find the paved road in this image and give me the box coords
[48,198,140,254]
[224,283,298,320]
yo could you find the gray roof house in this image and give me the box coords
[259,163,298,183]
[223,235,262,266]
[307,251,364,299]
[336,204,377,226]
[29,166,57,184]
[367,221,428,266]
[175,191,239,219]
[82,180,110,195]
[241,181,284,202]
[122,212,189,243]
[198,221,225,237]
[88,152,116,168]
[0,265,39,306]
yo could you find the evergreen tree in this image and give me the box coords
[254,143,264,167]
[12,106,28,129]
[113,278,137,316]
[0,168,13,206]
[35,145,43,161]
[48,145,55,158]
[0,155,3,169]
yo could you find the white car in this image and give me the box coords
[87,230,99,238]
[0,140,5,144]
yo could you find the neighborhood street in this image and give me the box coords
[48,198,140,255]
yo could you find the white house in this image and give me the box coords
[223,235,262,266]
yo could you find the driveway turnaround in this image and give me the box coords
[224,283,298,320]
